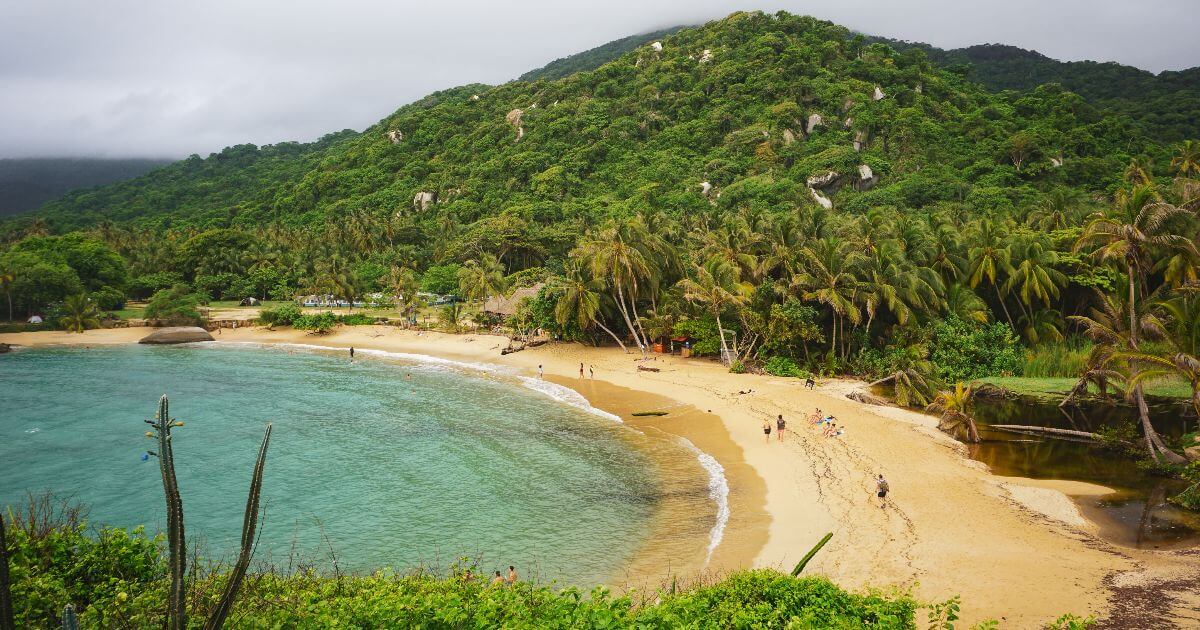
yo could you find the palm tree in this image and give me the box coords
[1170,140,1200,179]
[438,302,464,333]
[1005,236,1066,322]
[576,221,656,354]
[58,294,101,333]
[680,256,753,363]
[927,382,980,443]
[794,237,864,359]
[869,344,939,407]
[457,254,507,306]
[1075,185,1195,348]
[943,283,989,324]
[967,219,1015,327]
[554,263,627,351]
[385,266,421,317]
[1028,189,1082,231]
[0,265,14,322]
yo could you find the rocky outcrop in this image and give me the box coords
[505,108,524,142]
[699,181,713,196]
[470,94,480,101]
[853,130,867,152]
[0,342,12,354]
[855,164,878,191]
[809,187,833,209]
[841,97,854,112]
[806,171,840,189]
[386,130,403,144]
[1050,155,1063,168]
[699,49,713,63]
[782,128,797,144]
[805,113,823,133]
[872,85,885,101]
[413,191,436,212]
[915,83,923,94]
[139,327,214,344]
[650,41,663,52]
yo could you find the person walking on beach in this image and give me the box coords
[876,474,889,508]
[537,364,544,379]
[589,365,594,379]
[507,565,518,584]
[762,419,772,442]
[776,414,786,442]
[579,362,585,378]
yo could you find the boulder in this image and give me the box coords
[505,108,523,127]
[0,342,12,354]
[650,41,663,52]
[1050,155,1063,168]
[872,85,885,101]
[855,164,878,191]
[809,187,833,209]
[386,129,403,144]
[841,97,854,112]
[413,191,436,212]
[699,181,713,196]
[782,128,797,144]
[139,327,214,345]
[699,49,713,63]
[806,171,840,190]
[1185,445,1200,461]
[805,113,823,133]
[853,129,867,152]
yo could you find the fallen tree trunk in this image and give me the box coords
[989,425,1101,440]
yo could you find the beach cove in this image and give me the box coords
[3,326,1200,626]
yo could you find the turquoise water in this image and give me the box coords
[0,343,706,585]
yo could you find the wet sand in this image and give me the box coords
[5,325,1200,626]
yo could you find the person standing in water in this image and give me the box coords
[492,571,504,585]
[776,414,786,442]
[349,346,355,361]
[876,474,889,508]
[537,364,544,378]
[507,565,518,584]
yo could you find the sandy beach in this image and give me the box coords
[4,325,1200,626]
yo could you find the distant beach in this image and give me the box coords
[4,325,1200,625]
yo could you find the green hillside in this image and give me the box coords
[0,157,171,217]
[519,26,687,82]
[869,40,1200,142]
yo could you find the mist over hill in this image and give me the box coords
[0,158,171,217]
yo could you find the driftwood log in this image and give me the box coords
[988,425,1101,440]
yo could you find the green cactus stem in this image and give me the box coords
[151,395,187,630]
[204,423,272,630]
[791,532,833,576]
[61,604,78,630]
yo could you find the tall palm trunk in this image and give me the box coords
[1134,385,1187,464]
[715,312,731,364]
[595,320,628,353]
[993,283,1014,328]
[614,283,646,356]
[1128,268,1138,347]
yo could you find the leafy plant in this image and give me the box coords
[258,303,302,327]
[57,294,101,333]
[764,356,804,378]
[144,285,206,326]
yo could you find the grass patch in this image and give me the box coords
[977,376,1192,400]
[1022,339,1092,378]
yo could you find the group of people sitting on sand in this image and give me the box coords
[808,408,844,438]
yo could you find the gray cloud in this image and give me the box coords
[2,0,1196,158]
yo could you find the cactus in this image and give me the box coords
[61,604,78,630]
[204,424,272,630]
[147,395,188,630]
[0,513,13,630]
[791,532,833,576]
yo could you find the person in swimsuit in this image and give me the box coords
[537,364,543,378]
[776,414,786,441]
[763,420,772,442]
[349,346,355,360]
[507,565,518,584]
[492,570,504,585]
[589,365,595,379]
[876,474,889,508]
[579,363,585,378]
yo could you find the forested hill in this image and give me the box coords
[518,26,686,82]
[0,157,171,217]
[868,39,1199,142]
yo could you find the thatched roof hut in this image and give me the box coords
[483,284,543,317]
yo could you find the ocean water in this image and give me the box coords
[0,343,715,585]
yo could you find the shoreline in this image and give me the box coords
[5,326,1200,625]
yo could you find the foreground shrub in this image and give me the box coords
[764,356,805,378]
[930,317,1023,381]
[258,302,302,327]
[293,311,338,334]
[340,313,375,326]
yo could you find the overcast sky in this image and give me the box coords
[2,0,1196,159]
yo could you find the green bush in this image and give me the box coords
[1169,462,1200,511]
[293,311,338,333]
[340,313,375,326]
[729,359,747,374]
[764,356,805,378]
[88,286,126,311]
[127,273,185,300]
[258,303,302,327]
[420,264,461,295]
[930,317,1023,381]
[143,285,206,326]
